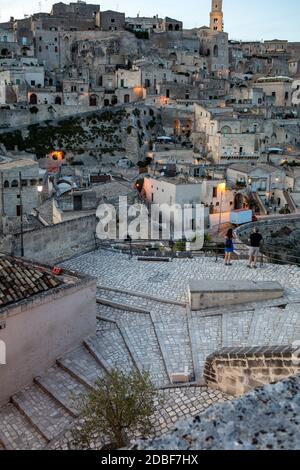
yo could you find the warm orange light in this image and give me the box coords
[218,182,226,193]
[48,150,64,161]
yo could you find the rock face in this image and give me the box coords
[132,373,300,450]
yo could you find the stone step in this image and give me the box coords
[96,303,169,387]
[188,313,223,382]
[85,321,136,375]
[121,320,170,388]
[35,365,89,417]
[97,285,185,307]
[57,345,106,390]
[271,304,300,345]
[0,403,47,450]
[247,305,300,347]
[222,310,255,348]
[150,308,194,382]
[11,385,73,443]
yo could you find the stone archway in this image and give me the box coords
[89,94,98,106]
[29,93,37,105]
[173,119,181,136]
[234,193,249,210]
[55,96,62,105]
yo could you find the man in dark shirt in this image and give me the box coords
[247,227,263,269]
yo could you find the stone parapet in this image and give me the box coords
[204,345,300,396]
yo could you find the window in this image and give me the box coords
[11,180,19,188]
[4,181,9,188]
[31,80,35,86]
[213,187,217,198]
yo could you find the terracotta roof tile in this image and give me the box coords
[0,256,63,309]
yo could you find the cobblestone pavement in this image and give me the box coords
[1,251,300,450]
[96,303,170,388]
[48,386,230,450]
[151,387,230,437]
[63,249,300,302]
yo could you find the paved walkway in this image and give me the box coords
[1,250,299,450]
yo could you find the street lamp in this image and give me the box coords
[217,182,226,236]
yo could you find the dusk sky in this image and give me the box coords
[0,0,299,42]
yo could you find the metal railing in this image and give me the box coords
[96,239,300,268]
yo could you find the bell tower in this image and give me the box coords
[210,0,224,32]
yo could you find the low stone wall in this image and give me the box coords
[236,216,300,244]
[204,345,300,396]
[0,214,98,264]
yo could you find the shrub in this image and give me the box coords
[72,369,158,450]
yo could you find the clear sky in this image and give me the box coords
[0,0,299,42]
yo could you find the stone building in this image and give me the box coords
[210,0,224,32]
[194,104,261,164]
[0,254,96,404]
[197,1,229,79]
[0,157,42,218]
[256,76,293,107]
[96,10,125,32]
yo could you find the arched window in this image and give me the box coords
[89,94,98,106]
[213,45,219,57]
[11,180,19,187]
[111,95,118,106]
[3,180,9,188]
[220,126,232,134]
[168,24,173,31]
[124,94,130,104]
[1,48,9,57]
[55,96,62,105]
[175,24,180,31]
[29,93,37,104]
[104,99,110,107]
[30,179,38,186]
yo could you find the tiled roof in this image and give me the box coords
[0,256,63,309]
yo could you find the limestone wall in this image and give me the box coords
[0,275,97,404]
[0,214,98,264]
[0,104,95,129]
[204,345,300,396]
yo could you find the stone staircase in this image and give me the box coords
[1,287,300,450]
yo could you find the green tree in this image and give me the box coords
[72,369,158,450]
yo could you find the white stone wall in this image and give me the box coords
[0,278,97,405]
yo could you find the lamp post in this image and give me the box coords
[126,234,132,259]
[19,171,24,257]
[217,182,226,236]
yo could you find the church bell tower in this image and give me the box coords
[210,0,224,32]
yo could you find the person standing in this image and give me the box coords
[247,227,263,269]
[224,228,235,266]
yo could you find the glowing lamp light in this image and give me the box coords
[37,185,43,193]
[218,182,226,193]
